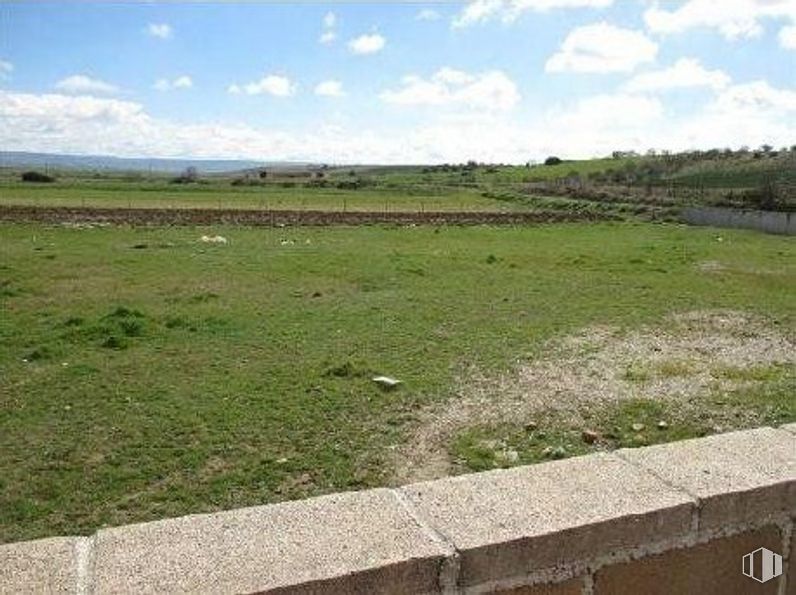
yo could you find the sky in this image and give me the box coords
[1,0,795,164]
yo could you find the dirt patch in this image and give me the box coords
[392,310,794,484]
[0,205,610,227]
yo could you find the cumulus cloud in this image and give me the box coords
[417,9,441,21]
[780,24,796,48]
[228,74,296,97]
[54,74,118,95]
[319,31,337,44]
[453,0,613,27]
[2,78,795,164]
[545,22,658,73]
[146,23,172,39]
[319,11,337,44]
[644,0,796,40]
[348,33,386,54]
[549,93,664,147]
[0,59,13,79]
[380,67,520,111]
[623,58,731,93]
[314,80,345,97]
[153,75,193,91]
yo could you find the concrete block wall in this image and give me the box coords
[682,206,796,235]
[2,425,794,594]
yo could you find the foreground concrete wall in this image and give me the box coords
[683,206,796,235]
[2,425,794,594]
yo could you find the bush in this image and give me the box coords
[544,156,562,166]
[171,166,198,184]
[21,171,55,183]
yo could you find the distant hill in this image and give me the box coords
[0,151,312,174]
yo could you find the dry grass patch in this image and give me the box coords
[393,310,794,483]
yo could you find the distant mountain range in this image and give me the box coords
[0,151,313,174]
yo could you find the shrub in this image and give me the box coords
[21,171,55,183]
[544,156,562,166]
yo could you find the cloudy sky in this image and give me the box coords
[1,0,795,163]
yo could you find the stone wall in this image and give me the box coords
[2,425,794,594]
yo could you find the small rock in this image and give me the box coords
[524,421,538,431]
[276,457,289,464]
[712,425,723,434]
[542,445,567,459]
[581,429,600,444]
[64,405,71,411]
[657,420,668,430]
[631,422,646,432]
[503,449,519,463]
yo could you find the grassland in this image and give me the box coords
[0,178,514,212]
[1,220,794,542]
[3,148,792,216]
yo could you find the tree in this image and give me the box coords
[21,171,54,183]
[544,156,562,166]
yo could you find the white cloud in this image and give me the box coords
[0,59,13,79]
[713,80,796,112]
[624,58,731,93]
[780,24,796,48]
[348,33,386,54]
[417,9,441,21]
[453,0,613,27]
[319,31,337,44]
[54,74,118,95]
[153,75,193,91]
[661,80,796,150]
[227,74,296,97]
[380,68,520,111]
[2,83,795,164]
[644,0,796,40]
[314,80,345,97]
[146,23,172,39]
[545,22,658,73]
[319,11,337,44]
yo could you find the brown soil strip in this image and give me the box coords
[392,310,795,484]
[0,205,611,226]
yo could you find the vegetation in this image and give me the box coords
[20,171,55,183]
[1,221,793,542]
[2,146,793,215]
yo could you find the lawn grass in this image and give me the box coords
[1,220,794,542]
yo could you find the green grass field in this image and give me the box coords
[0,179,516,212]
[3,149,791,214]
[1,220,794,542]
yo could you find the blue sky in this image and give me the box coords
[1,1,795,163]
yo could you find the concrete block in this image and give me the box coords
[0,536,86,594]
[489,577,585,595]
[593,525,784,595]
[92,488,451,594]
[619,427,795,531]
[402,453,694,587]
[779,423,796,436]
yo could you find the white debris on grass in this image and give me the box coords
[373,376,402,389]
[200,235,228,244]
